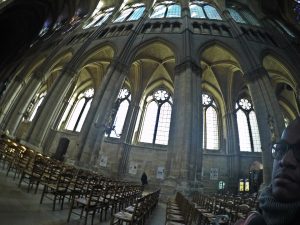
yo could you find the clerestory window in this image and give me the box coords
[189,1,222,20]
[150,1,181,19]
[83,7,113,29]
[114,3,145,23]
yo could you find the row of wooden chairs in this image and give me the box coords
[192,192,258,224]
[110,189,160,225]
[0,137,148,225]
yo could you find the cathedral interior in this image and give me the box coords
[0,0,299,224]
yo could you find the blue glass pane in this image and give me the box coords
[241,9,260,26]
[94,12,112,26]
[166,4,181,18]
[190,4,206,18]
[204,5,222,20]
[150,5,166,18]
[127,7,145,21]
[114,8,133,23]
[228,8,246,24]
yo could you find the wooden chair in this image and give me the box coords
[110,196,145,225]
[18,154,48,193]
[67,184,103,225]
[40,169,74,210]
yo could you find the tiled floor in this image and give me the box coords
[0,168,166,225]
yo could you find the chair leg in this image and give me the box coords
[67,197,75,222]
[53,195,57,211]
[40,186,46,204]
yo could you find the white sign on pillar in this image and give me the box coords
[156,166,165,179]
[99,155,108,167]
[129,162,138,175]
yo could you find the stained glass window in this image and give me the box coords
[166,4,181,18]
[204,5,222,20]
[189,2,222,20]
[228,8,246,24]
[127,7,146,21]
[189,4,206,18]
[65,88,94,132]
[114,8,134,22]
[202,93,219,150]
[139,89,172,145]
[150,5,167,18]
[236,98,261,152]
[107,88,131,138]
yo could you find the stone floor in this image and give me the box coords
[0,168,166,225]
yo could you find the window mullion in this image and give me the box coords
[74,98,88,131]
[153,103,162,144]
[246,112,255,152]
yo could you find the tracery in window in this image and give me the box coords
[202,93,219,150]
[235,98,261,152]
[114,4,145,23]
[189,1,222,20]
[150,1,181,19]
[65,88,94,132]
[139,89,172,145]
[106,88,131,138]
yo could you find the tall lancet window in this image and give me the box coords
[139,89,173,145]
[202,93,219,150]
[236,98,261,152]
[24,91,47,121]
[150,1,181,19]
[106,88,131,138]
[65,88,94,132]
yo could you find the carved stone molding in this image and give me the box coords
[110,59,130,75]
[244,67,268,83]
[175,60,202,76]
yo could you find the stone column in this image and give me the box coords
[244,67,285,185]
[223,109,240,189]
[25,68,78,147]
[117,101,141,176]
[0,76,25,129]
[167,60,202,187]
[75,60,129,166]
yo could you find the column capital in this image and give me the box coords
[110,59,130,75]
[244,66,268,83]
[175,60,202,76]
[63,66,79,77]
